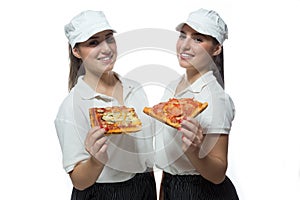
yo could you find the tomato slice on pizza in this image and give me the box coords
[89,106,142,134]
[143,98,208,129]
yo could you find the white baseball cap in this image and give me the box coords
[64,10,116,48]
[176,8,228,45]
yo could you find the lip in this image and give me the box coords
[97,54,114,63]
[179,52,194,60]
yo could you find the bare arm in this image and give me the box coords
[69,127,108,190]
[180,118,228,184]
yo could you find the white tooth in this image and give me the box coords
[101,55,113,61]
[181,53,191,57]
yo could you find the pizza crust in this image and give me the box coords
[106,125,142,134]
[191,102,208,118]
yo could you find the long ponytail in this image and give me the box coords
[68,44,85,91]
[213,47,224,89]
[211,38,225,89]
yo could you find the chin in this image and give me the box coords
[103,67,114,74]
[105,61,116,70]
[179,61,193,69]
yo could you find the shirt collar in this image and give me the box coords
[177,71,216,95]
[73,73,136,102]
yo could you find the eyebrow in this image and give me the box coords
[105,32,113,37]
[88,32,113,40]
[180,30,209,39]
[180,30,203,36]
[192,33,203,36]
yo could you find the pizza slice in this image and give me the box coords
[143,98,208,129]
[89,106,142,134]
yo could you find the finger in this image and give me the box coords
[99,143,108,153]
[90,136,107,155]
[94,143,108,164]
[86,127,100,145]
[182,135,192,147]
[179,127,195,142]
[181,118,204,139]
[90,128,106,142]
[86,128,106,150]
[187,117,204,137]
[185,117,200,125]
[86,126,100,138]
[193,135,202,146]
[180,127,202,146]
[180,117,200,133]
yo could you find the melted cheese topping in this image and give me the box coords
[102,111,140,125]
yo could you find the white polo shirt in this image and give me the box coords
[55,74,154,183]
[155,71,235,175]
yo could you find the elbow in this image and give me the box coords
[212,165,227,184]
[72,182,91,191]
[199,170,227,185]
[210,175,226,185]
[74,186,85,191]
[69,172,93,191]
[212,163,228,184]
[203,167,226,184]
[202,159,228,185]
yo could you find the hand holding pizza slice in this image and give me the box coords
[89,106,142,134]
[143,98,208,129]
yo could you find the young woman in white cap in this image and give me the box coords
[155,8,239,199]
[54,10,156,199]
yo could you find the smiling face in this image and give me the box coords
[72,30,117,77]
[176,25,221,74]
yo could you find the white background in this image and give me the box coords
[1,0,300,199]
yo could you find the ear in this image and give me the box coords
[72,47,82,59]
[212,45,222,56]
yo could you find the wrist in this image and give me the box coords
[89,156,105,169]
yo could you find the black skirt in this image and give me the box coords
[162,172,239,200]
[71,172,156,200]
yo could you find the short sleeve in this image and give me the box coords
[199,91,235,134]
[54,119,89,173]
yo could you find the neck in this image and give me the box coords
[185,68,208,84]
[98,71,118,87]
[83,71,119,92]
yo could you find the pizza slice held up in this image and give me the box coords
[89,106,142,134]
[143,98,208,129]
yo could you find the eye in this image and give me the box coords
[193,37,203,43]
[88,40,99,46]
[179,33,186,39]
[106,35,115,43]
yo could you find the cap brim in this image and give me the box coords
[175,21,209,37]
[175,23,185,31]
[175,21,224,44]
[71,26,116,48]
[176,22,202,33]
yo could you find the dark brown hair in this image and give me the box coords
[68,44,85,91]
[211,38,225,89]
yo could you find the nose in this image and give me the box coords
[180,37,191,51]
[99,40,112,54]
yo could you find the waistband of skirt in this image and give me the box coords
[96,172,154,187]
[163,171,208,184]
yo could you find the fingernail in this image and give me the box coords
[105,127,109,132]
